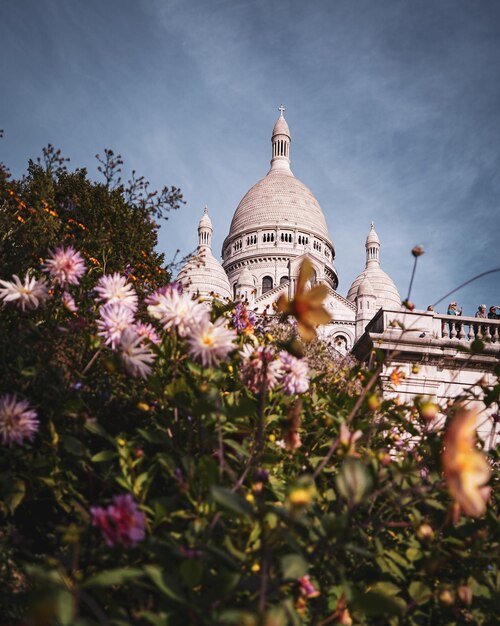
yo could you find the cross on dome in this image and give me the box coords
[278,104,285,117]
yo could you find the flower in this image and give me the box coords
[278,351,310,394]
[240,344,283,394]
[134,321,161,345]
[0,274,49,311]
[298,575,320,598]
[97,302,135,349]
[390,368,405,387]
[288,488,311,507]
[61,291,78,313]
[90,494,146,547]
[232,303,256,333]
[186,318,236,367]
[0,394,39,446]
[339,421,362,455]
[276,258,330,342]
[147,288,208,337]
[119,328,155,378]
[42,245,86,286]
[95,273,138,311]
[442,405,491,517]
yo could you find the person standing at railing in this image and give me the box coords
[475,304,487,336]
[446,301,462,336]
[487,306,500,320]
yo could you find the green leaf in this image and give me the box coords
[408,581,432,605]
[370,582,401,597]
[144,565,186,604]
[83,567,143,588]
[210,486,254,517]
[281,554,308,580]
[56,590,75,625]
[91,449,116,463]
[180,559,202,588]
[352,589,404,617]
[62,435,86,456]
[335,459,372,506]
[1,478,26,514]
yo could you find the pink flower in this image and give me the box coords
[134,322,161,345]
[119,328,155,378]
[95,273,138,311]
[0,274,48,311]
[61,291,78,313]
[299,575,320,599]
[42,245,86,286]
[147,288,208,337]
[91,494,146,547]
[97,302,135,349]
[186,318,236,367]
[0,394,39,446]
[240,344,283,394]
[278,352,310,394]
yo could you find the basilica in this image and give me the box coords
[177,106,401,354]
[177,107,499,442]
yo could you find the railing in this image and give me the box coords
[365,309,500,345]
[439,315,500,342]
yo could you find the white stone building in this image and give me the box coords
[177,107,499,441]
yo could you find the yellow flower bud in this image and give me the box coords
[251,562,260,573]
[288,488,311,507]
[136,402,150,412]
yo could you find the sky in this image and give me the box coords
[1,0,499,315]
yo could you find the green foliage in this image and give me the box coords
[0,148,498,626]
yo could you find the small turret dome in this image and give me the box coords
[177,207,231,300]
[347,223,401,310]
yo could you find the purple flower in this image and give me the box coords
[91,494,146,547]
[232,303,256,333]
[0,393,39,446]
[279,351,310,395]
[97,301,135,349]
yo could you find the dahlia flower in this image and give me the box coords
[186,318,236,367]
[240,344,283,394]
[148,288,208,337]
[61,291,78,313]
[442,405,491,517]
[0,394,39,446]
[0,274,48,311]
[119,328,155,378]
[91,494,146,547]
[97,302,135,349]
[42,245,86,286]
[95,273,138,311]
[278,351,310,394]
[134,321,161,345]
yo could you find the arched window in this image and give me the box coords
[280,276,289,284]
[262,276,273,293]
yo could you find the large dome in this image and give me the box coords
[228,168,330,238]
[222,107,338,295]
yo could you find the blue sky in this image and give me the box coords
[1,0,499,314]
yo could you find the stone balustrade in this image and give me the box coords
[365,309,500,345]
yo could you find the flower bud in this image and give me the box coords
[416,523,434,542]
[438,589,454,606]
[412,245,425,257]
[457,585,473,606]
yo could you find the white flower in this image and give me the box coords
[95,273,138,311]
[0,394,39,446]
[97,302,135,349]
[42,245,86,286]
[186,318,236,367]
[148,289,209,337]
[278,351,310,394]
[0,274,49,311]
[119,328,155,378]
